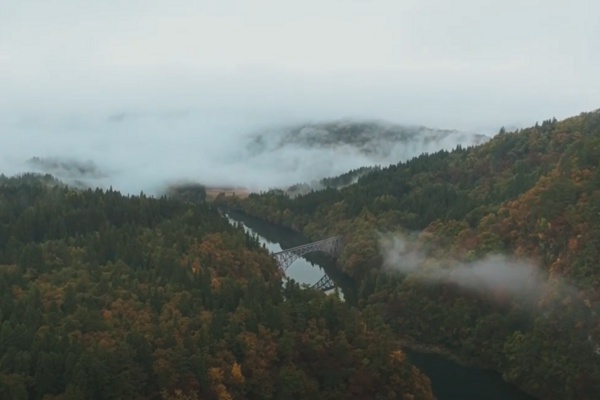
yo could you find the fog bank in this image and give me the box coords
[0,112,489,195]
[2,0,599,194]
[380,234,546,300]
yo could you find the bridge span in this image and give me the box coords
[272,235,343,292]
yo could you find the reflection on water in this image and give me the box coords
[225,210,539,400]
[405,350,539,400]
[226,210,357,303]
[226,214,324,286]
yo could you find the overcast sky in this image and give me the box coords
[0,0,599,191]
[2,0,599,129]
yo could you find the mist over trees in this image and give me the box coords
[220,110,600,400]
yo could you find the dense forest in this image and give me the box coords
[0,173,435,400]
[219,110,600,400]
[285,167,380,198]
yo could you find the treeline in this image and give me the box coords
[319,167,379,189]
[0,174,434,400]
[218,110,600,400]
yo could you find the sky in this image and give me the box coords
[1,0,599,192]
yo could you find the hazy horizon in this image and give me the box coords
[0,115,490,194]
[2,0,599,193]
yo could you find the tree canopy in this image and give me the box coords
[0,174,434,400]
[219,110,600,400]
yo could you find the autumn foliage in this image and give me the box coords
[0,175,434,400]
[220,110,600,400]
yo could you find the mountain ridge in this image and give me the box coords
[246,119,489,159]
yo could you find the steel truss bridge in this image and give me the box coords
[272,236,343,292]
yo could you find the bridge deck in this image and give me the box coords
[272,235,343,292]
[272,235,344,256]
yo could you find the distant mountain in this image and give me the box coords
[246,120,488,195]
[25,157,107,188]
[246,120,489,159]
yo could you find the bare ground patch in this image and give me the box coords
[205,186,252,200]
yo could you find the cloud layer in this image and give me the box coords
[1,0,599,194]
[0,114,487,194]
[380,234,546,300]
[1,0,599,133]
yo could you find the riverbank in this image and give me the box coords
[397,339,542,399]
[402,346,540,400]
[225,209,541,400]
[220,205,312,236]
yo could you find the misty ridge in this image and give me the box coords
[246,119,489,160]
[1,113,490,195]
[25,157,108,188]
[379,233,552,301]
[283,166,378,197]
[380,233,600,355]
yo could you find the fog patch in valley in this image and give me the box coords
[380,232,600,356]
[2,0,599,195]
[379,233,548,301]
[246,120,488,166]
[0,112,487,196]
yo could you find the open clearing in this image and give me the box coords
[205,186,253,200]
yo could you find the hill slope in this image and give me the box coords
[0,174,434,400]
[242,120,488,189]
[220,110,600,400]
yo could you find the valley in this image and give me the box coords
[4,1,598,398]
[224,210,538,400]
[218,109,600,400]
[2,110,600,399]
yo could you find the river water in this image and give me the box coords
[226,210,539,400]
[226,212,327,288]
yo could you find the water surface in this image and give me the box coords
[226,210,539,400]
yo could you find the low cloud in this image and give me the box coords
[380,234,546,300]
[0,112,487,196]
[1,0,599,197]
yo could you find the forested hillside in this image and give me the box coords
[246,121,488,159]
[219,110,600,400]
[285,167,379,197]
[0,173,434,400]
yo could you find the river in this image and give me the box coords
[226,210,539,400]
[225,210,357,303]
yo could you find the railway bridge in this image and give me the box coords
[272,235,343,292]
